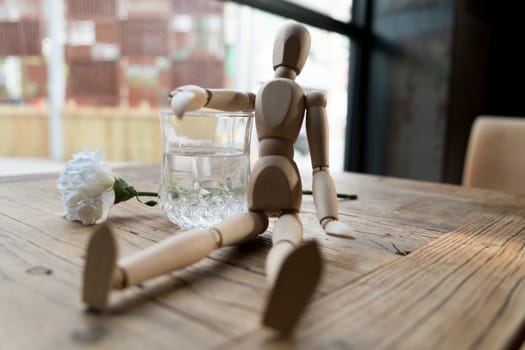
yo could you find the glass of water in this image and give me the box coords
[159,110,254,229]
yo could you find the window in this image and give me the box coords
[0,0,354,174]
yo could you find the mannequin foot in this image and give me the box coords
[263,240,322,334]
[82,224,118,312]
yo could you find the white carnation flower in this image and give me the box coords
[57,149,115,225]
[57,149,158,225]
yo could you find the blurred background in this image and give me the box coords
[1,0,524,183]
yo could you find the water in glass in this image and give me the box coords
[160,147,249,229]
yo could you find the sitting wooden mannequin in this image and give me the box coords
[83,21,354,333]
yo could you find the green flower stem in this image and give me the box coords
[301,190,358,200]
[136,192,159,207]
[133,191,357,200]
[136,192,158,197]
[115,175,356,207]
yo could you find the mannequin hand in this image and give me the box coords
[323,219,355,240]
[169,89,194,118]
[168,85,208,118]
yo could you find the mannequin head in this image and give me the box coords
[272,22,311,76]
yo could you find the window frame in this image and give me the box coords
[222,0,372,172]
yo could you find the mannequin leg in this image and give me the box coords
[83,224,120,310]
[263,213,322,334]
[120,210,268,286]
[83,211,267,311]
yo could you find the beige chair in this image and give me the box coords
[463,116,525,195]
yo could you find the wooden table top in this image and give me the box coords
[1,165,525,350]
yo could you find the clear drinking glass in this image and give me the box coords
[159,110,254,229]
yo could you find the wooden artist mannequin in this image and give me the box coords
[83,21,354,333]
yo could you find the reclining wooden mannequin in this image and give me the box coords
[83,21,354,334]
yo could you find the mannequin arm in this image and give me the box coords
[305,92,354,238]
[169,85,255,118]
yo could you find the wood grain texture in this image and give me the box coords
[225,214,525,349]
[1,166,525,349]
